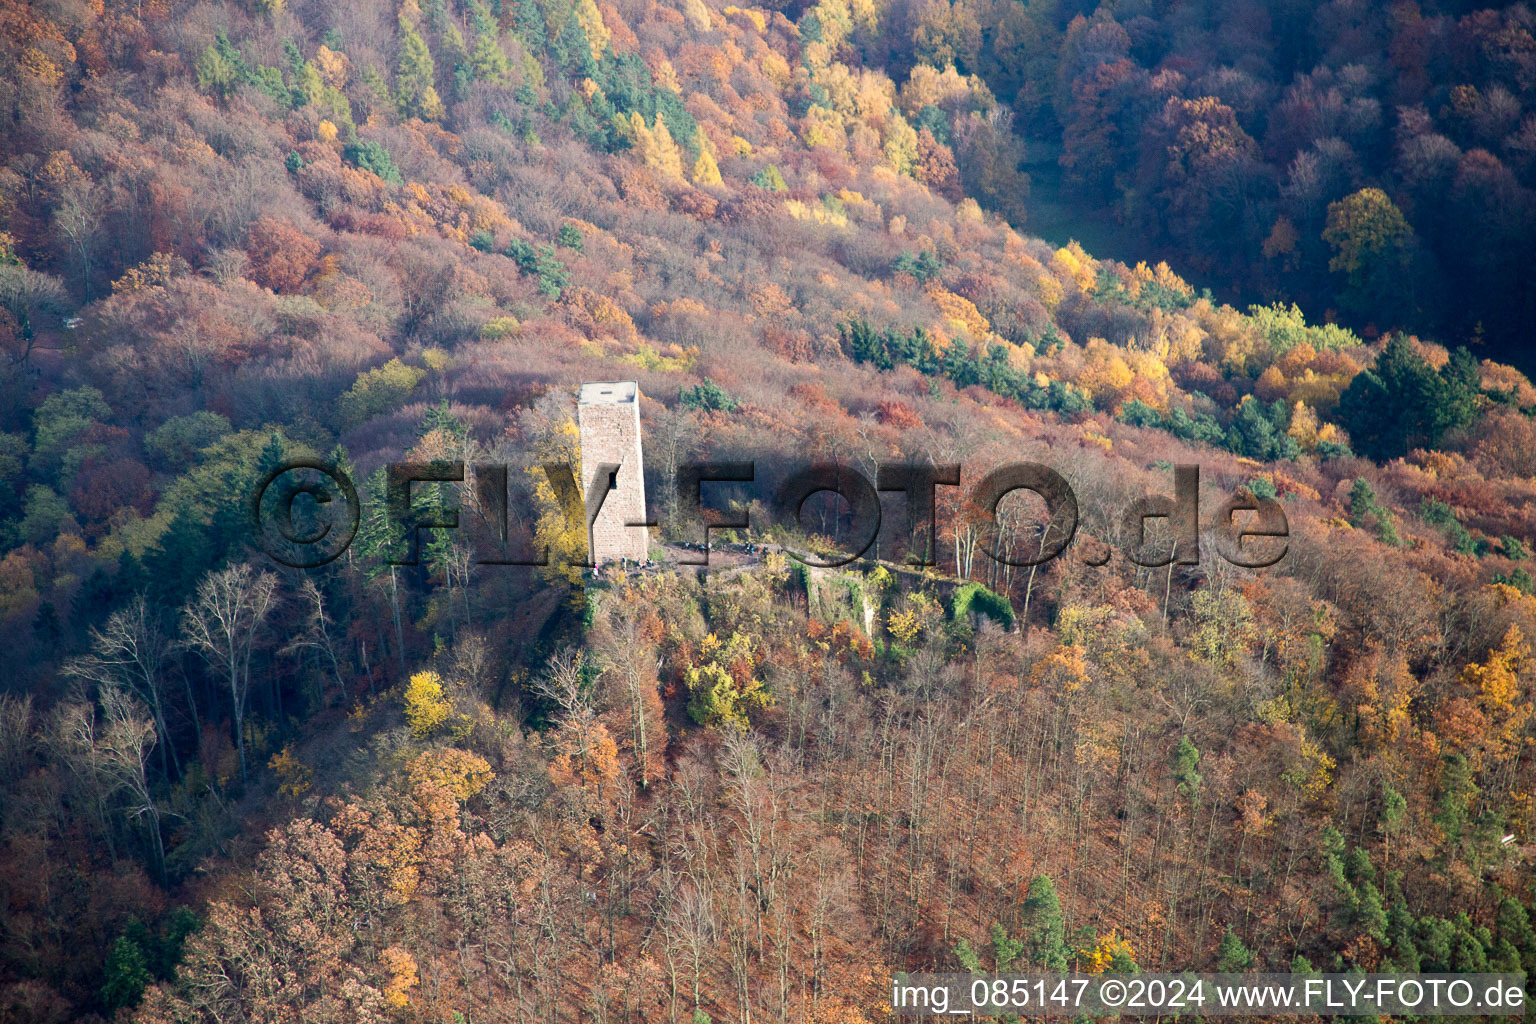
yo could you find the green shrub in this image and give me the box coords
[145,412,233,468]
[1420,496,1478,555]
[750,164,787,191]
[951,582,1015,629]
[342,140,402,183]
[338,358,425,426]
[1349,478,1401,547]
[1246,476,1277,501]
[892,249,943,282]
[505,239,568,297]
[1494,567,1535,594]
[679,378,739,412]
[1119,398,1162,428]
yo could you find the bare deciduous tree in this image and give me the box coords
[530,646,593,720]
[663,881,716,1017]
[0,264,67,366]
[64,595,180,777]
[647,403,702,534]
[181,565,279,783]
[596,598,663,789]
[280,578,346,705]
[0,693,36,788]
[98,683,167,881]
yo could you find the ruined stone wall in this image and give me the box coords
[578,387,649,563]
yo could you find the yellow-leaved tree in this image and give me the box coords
[692,131,723,187]
[630,112,685,181]
[267,745,313,796]
[1030,642,1091,697]
[402,670,451,737]
[1078,933,1136,973]
[882,111,919,176]
[528,415,589,584]
[380,946,419,1007]
[1322,187,1415,319]
[685,631,770,726]
[406,747,493,801]
[1462,624,1532,762]
[573,0,610,61]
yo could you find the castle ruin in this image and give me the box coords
[577,381,649,564]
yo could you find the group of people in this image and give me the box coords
[586,540,774,578]
[589,555,658,578]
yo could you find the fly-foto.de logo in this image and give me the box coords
[250,458,1288,572]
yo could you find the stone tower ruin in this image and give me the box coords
[577,381,649,564]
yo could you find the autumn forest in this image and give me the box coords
[2,0,1536,1020]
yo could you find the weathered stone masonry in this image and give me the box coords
[577,381,649,563]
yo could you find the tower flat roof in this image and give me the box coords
[578,381,639,405]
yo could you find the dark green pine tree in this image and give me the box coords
[1215,929,1254,972]
[989,922,1025,972]
[468,0,510,80]
[1492,935,1524,973]
[839,319,885,368]
[326,443,358,568]
[511,0,546,53]
[256,430,287,480]
[198,439,266,565]
[1020,874,1069,970]
[549,10,597,79]
[1347,478,1377,524]
[1336,336,1480,459]
[1494,895,1536,973]
[953,937,983,972]
[1353,879,1389,946]
[327,443,355,488]
[1346,477,1401,545]
[941,338,981,388]
[143,907,200,978]
[1449,912,1490,972]
[416,403,467,572]
[100,935,151,1013]
[32,600,60,645]
[420,399,467,440]
[1228,397,1301,460]
[210,431,287,563]
[118,550,149,593]
[355,466,408,572]
[73,565,117,623]
[1441,346,1482,425]
[145,510,215,606]
[355,466,407,667]
[395,15,444,119]
[1382,873,1420,971]
[1171,735,1202,805]
[1433,753,1478,858]
[1417,915,1455,970]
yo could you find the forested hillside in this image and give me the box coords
[2,0,1536,1020]
[851,0,1536,368]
